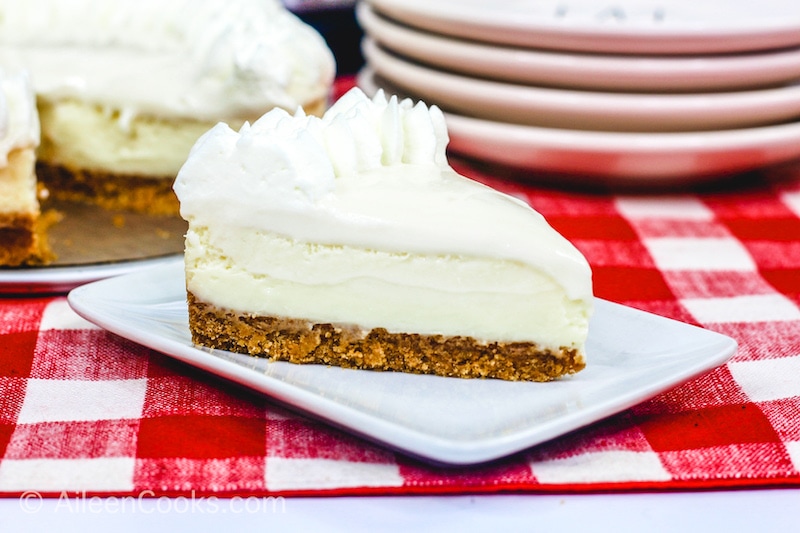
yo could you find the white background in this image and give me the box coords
[2,489,798,532]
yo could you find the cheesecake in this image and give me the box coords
[0,0,335,214]
[0,70,53,266]
[174,88,593,381]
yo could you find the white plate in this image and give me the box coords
[0,255,181,295]
[363,39,800,133]
[68,258,736,465]
[357,3,800,92]
[367,0,800,54]
[358,68,800,183]
[0,199,186,294]
[444,114,800,183]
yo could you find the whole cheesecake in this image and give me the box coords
[174,88,593,381]
[0,0,335,214]
[0,70,52,266]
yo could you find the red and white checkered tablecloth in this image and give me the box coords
[1,156,800,498]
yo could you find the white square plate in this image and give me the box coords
[68,258,736,465]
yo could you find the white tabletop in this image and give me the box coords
[3,489,797,532]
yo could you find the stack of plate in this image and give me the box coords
[355,0,800,184]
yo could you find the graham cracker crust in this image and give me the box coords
[0,210,58,267]
[36,162,179,215]
[187,292,586,382]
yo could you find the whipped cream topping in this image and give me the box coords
[175,88,592,303]
[0,69,39,164]
[0,0,335,123]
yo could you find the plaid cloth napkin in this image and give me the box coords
[1,157,799,497]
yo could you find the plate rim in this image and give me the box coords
[0,253,182,295]
[366,0,800,54]
[67,258,737,465]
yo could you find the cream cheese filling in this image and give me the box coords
[0,147,37,213]
[37,98,225,177]
[185,227,591,349]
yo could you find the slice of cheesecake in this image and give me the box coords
[0,70,52,266]
[174,88,593,381]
